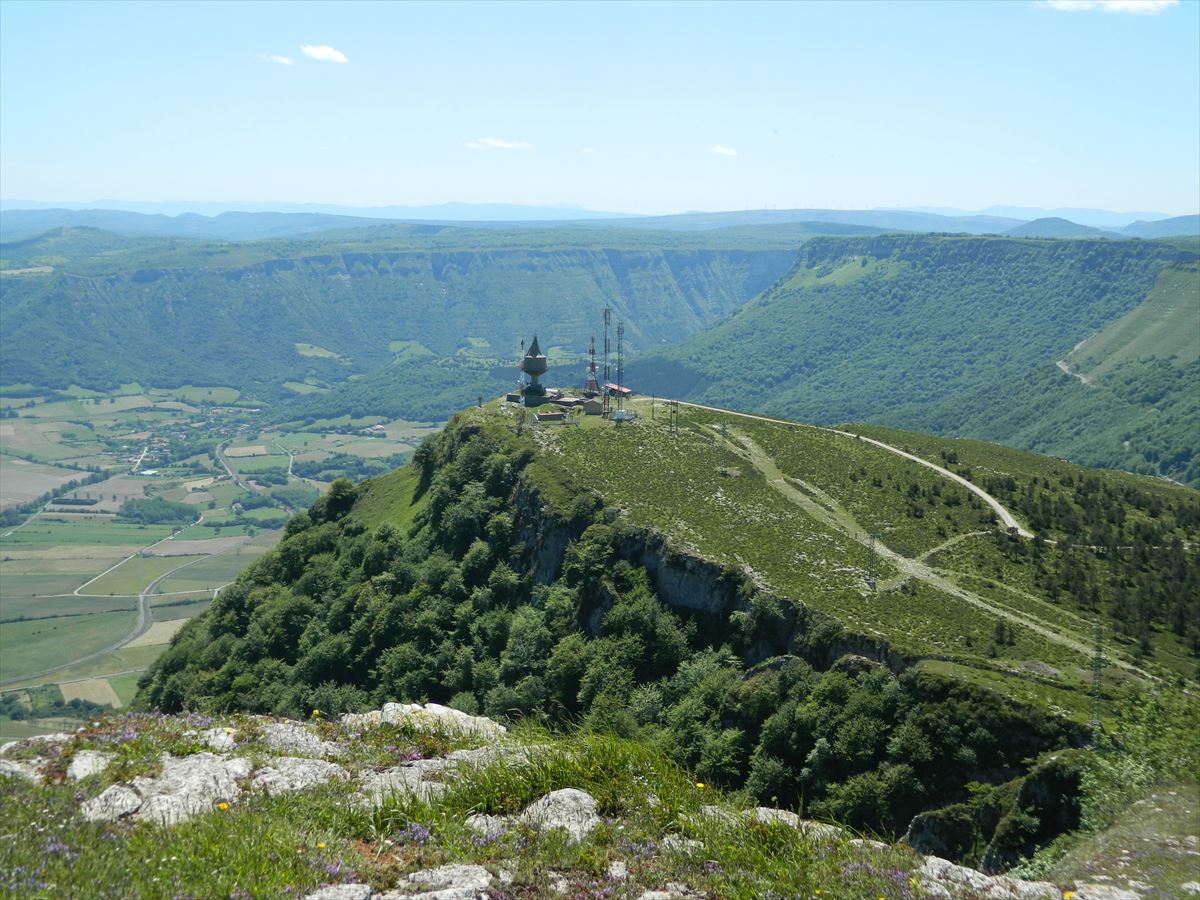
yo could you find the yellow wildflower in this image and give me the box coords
[695,782,706,789]
[1063,894,1075,900]
[216,801,230,811]
[317,842,327,849]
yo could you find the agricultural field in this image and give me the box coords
[0,382,438,735]
[0,456,84,509]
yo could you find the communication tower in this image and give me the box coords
[602,306,612,416]
[517,337,526,394]
[1089,620,1104,746]
[866,533,881,591]
[585,336,600,395]
[616,321,625,413]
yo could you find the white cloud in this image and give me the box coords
[582,147,600,155]
[465,137,535,151]
[1039,0,1178,13]
[262,54,294,65]
[300,44,349,63]
[711,145,739,157]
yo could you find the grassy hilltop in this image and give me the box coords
[136,399,1200,873]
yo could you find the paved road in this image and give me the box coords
[0,553,217,689]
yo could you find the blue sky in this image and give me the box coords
[1,0,1197,215]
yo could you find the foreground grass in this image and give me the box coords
[0,714,926,899]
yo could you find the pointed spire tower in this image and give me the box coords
[521,335,548,397]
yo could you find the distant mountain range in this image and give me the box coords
[3,203,1197,243]
[0,199,632,222]
[901,206,1176,229]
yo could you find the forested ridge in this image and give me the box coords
[138,408,1200,867]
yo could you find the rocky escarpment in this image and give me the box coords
[1,705,1126,899]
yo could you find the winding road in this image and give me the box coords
[0,553,216,687]
[676,400,1033,537]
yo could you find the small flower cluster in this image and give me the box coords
[396,823,432,845]
[469,828,506,849]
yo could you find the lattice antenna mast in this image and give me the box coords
[602,306,612,416]
[719,421,729,475]
[585,336,600,394]
[1089,619,1104,745]
[616,321,625,413]
[518,337,526,392]
[866,533,880,592]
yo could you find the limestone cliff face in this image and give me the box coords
[508,471,913,675]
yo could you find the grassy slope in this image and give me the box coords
[1067,262,1200,378]
[1042,780,1200,895]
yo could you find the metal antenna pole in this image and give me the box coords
[602,306,612,416]
[616,321,625,413]
[1089,620,1104,745]
[867,533,880,591]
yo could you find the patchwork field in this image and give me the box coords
[1,383,439,731]
[0,457,85,509]
[46,473,150,512]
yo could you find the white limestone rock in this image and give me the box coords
[463,813,509,835]
[261,722,343,758]
[920,856,1059,900]
[382,703,507,739]
[695,804,736,825]
[660,834,703,855]
[200,727,238,752]
[252,756,347,795]
[519,788,600,843]
[131,752,252,826]
[608,860,628,881]
[82,784,143,822]
[1071,886,1143,900]
[748,806,799,827]
[849,837,891,852]
[1,733,71,756]
[0,757,43,783]
[378,863,493,899]
[638,883,703,899]
[339,709,384,731]
[357,760,449,807]
[302,886,374,900]
[67,749,112,781]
